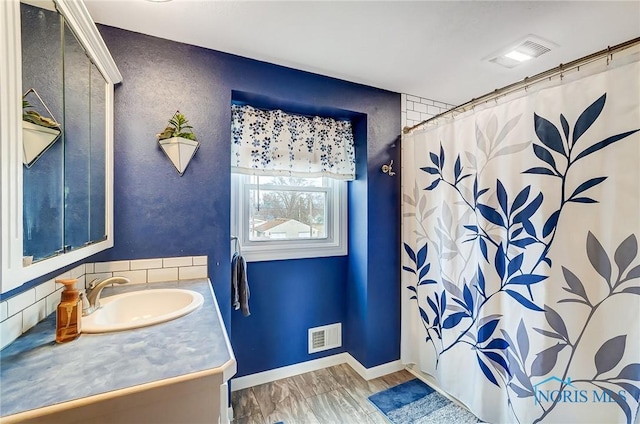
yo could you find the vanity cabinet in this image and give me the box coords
[0,0,122,293]
[0,279,237,424]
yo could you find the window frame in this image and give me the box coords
[231,173,348,262]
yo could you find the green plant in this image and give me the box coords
[157,112,197,141]
[22,99,59,129]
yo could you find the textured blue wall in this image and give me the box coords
[234,257,348,376]
[92,25,401,375]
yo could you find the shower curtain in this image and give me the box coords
[401,58,640,423]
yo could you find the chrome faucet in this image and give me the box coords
[83,276,130,316]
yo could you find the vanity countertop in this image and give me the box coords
[0,279,235,418]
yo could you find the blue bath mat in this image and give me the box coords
[368,378,480,423]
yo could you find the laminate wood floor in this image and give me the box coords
[231,364,414,424]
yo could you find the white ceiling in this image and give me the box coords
[84,1,640,106]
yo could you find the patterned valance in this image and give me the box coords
[231,104,355,180]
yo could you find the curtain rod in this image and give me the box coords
[403,36,640,135]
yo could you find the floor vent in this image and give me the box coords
[308,323,341,354]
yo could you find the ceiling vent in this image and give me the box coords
[487,35,557,69]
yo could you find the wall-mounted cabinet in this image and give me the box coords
[1,0,122,293]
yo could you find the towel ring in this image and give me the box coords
[231,236,242,255]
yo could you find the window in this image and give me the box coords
[230,103,354,261]
[231,174,347,262]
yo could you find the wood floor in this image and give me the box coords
[231,364,415,424]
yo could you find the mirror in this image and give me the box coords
[2,0,121,293]
[21,1,64,263]
[63,20,92,252]
[20,1,109,263]
[89,63,107,243]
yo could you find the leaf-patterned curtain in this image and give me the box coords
[231,104,355,180]
[401,57,640,424]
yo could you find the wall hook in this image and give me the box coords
[381,160,396,176]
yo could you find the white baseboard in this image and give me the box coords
[230,353,404,391]
[231,353,349,391]
[345,355,404,380]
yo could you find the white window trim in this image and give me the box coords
[231,174,348,262]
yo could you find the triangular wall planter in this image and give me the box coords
[158,136,200,176]
[22,121,62,168]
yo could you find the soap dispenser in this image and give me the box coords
[55,278,82,343]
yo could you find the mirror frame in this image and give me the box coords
[0,0,122,293]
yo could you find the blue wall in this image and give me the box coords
[92,25,401,376]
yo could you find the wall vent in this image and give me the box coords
[308,323,341,354]
[486,35,557,69]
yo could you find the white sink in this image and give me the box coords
[83,289,204,333]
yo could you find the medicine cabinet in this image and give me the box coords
[0,0,122,293]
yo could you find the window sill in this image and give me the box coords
[240,244,347,262]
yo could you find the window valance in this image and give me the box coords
[231,104,355,180]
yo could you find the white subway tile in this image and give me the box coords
[46,290,63,316]
[76,275,86,290]
[1,313,22,350]
[130,258,163,270]
[7,289,35,316]
[148,268,178,283]
[406,120,417,128]
[401,93,407,103]
[0,302,7,321]
[434,100,450,109]
[85,273,113,286]
[57,271,72,281]
[420,112,432,121]
[414,103,427,113]
[22,300,46,333]
[85,263,95,273]
[406,101,414,111]
[406,94,421,102]
[178,266,207,280]
[192,256,207,266]
[119,270,147,284]
[70,264,85,279]
[406,110,420,121]
[35,279,56,301]
[94,261,130,273]
[420,99,434,106]
[427,105,440,116]
[163,257,192,268]
[130,258,162,271]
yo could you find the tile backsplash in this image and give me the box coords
[0,255,208,350]
[401,93,456,130]
[85,255,207,286]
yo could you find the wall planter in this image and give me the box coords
[157,111,199,176]
[158,136,199,176]
[22,89,62,168]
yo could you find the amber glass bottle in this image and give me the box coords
[55,279,82,343]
